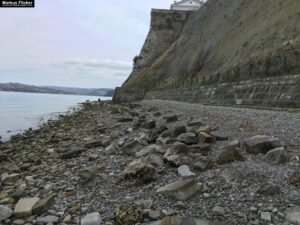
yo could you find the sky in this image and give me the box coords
[0,0,172,88]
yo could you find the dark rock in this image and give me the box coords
[243,135,281,154]
[173,126,186,137]
[154,112,161,117]
[117,117,134,122]
[84,140,103,149]
[176,133,197,145]
[166,115,178,123]
[289,171,300,188]
[142,121,156,129]
[0,154,8,162]
[257,182,281,196]
[198,132,216,144]
[187,120,204,127]
[163,142,193,166]
[32,194,56,215]
[121,140,143,156]
[214,147,244,165]
[60,149,83,159]
[189,144,211,155]
[147,131,159,143]
[157,125,168,134]
[193,161,206,171]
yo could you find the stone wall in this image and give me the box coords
[144,74,300,108]
[113,87,145,103]
[123,9,192,85]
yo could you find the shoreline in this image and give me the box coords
[0,100,299,225]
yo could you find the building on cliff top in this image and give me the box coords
[170,0,203,11]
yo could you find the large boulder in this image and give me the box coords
[213,147,244,165]
[115,202,143,225]
[156,178,200,201]
[264,147,288,164]
[121,140,143,156]
[120,160,156,185]
[243,135,281,154]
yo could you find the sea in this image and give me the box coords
[0,91,112,141]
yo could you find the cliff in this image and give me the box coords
[115,0,300,108]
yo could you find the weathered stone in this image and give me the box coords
[213,147,244,165]
[1,173,20,184]
[115,202,143,225]
[147,131,159,143]
[193,161,206,172]
[81,212,102,225]
[36,215,60,224]
[189,144,211,155]
[212,206,225,215]
[260,211,271,222]
[163,143,193,166]
[79,166,105,183]
[166,115,178,123]
[156,178,200,201]
[136,145,160,157]
[84,140,103,148]
[32,194,56,215]
[60,149,83,159]
[243,135,281,154]
[14,197,40,217]
[257,182,281,196]
[157,125,168,134]
[121,160,156,185]
[160,216,230,225]
[285,206,300,225]
[288,171,300,188]
[173,126,186,137]
[121,140,143,156]
[176,133,197,145]
[142,121,156,129]
[0,205,13,221]
[198,132,216,144]
[264,147,288,164]
[144,154,164,167]
[178,165,195,178]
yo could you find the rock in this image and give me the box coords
[136,145,160,157]
[173,126,186,137]
[154,112,161,117]
[84,140,103,148]
[160,216,230,225]
[157,125,168,134]
[193,161,206,172]
[177,165,195,178]
[120,160,156,185]
[176,133,197,145]
[225,140,240,148]
[213,206,225,215]
[79,166,105,183]
[189,144,211,155]
[143,154,164,167]
[0,205,13,221]
[166,115,178,123]
[117,117,134,122]
[198,132,216,144]
[81,212,102,225]
[32,194,56,215]
[149,210,162,220]
[1,173,20,184]
[243,135,281,154]
[0,153,8,162]
[147,131,159,143]
[121,140,143,156]
[264,147,288,164]
[36,215,60,224]
[163,143,193,166]
[285,206,300,225]
[14,197,40,217]
[115,202,143,225]
[196,126,215,134]
[156,178,200,201]
[60,149,83,159]
[260,211,271,222]
[257,182,281,196]
[210,131,228,141]
[213,147,244,165]
[142,121,156,129]
[288,171,300,188]
[138,199,153,209]
[187,120,204,127]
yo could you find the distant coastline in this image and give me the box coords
[0,82,114,97]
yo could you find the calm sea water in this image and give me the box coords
[0,91,112,141]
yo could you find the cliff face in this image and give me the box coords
[115,0,300,108]
[123,0,300,89]
[124,9,193,86]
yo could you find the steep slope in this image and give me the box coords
[123,0,300,90]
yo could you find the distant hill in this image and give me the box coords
[0,83,71,95]
[44,86,115,97]
[0,83,115,97]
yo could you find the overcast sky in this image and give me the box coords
[0,0,171,88]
